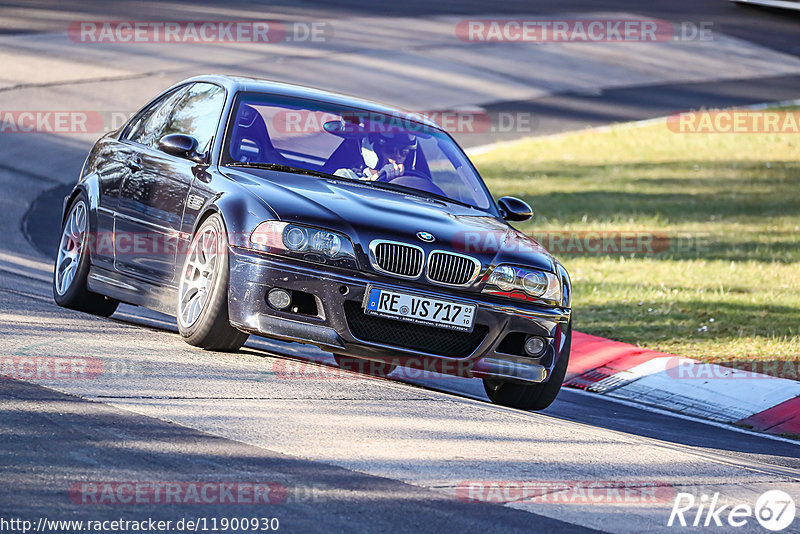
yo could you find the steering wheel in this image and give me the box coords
[376,168,447,198]
[376,167,429,182]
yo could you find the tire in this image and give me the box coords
[53,194,119,317]
[333,354,397,378]
[483,323,572,411]
[177,213,249,352]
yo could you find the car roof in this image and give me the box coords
[175,74,445,132]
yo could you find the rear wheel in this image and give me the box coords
[53,195,119,317]
[334,354,397,378]
[177,214,249,352]
[483,323,571,411]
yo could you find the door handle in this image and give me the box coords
[125,158,142,173]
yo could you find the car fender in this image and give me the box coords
[69,173,115,266]
[192,187,278,249]
[62,174,99,228]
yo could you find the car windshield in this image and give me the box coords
[221,93,494,210]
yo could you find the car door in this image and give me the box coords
[89,86,186,270]
[114,82,225,284]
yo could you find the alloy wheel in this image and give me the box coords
[55,200,87,296]
[178,226,220,327]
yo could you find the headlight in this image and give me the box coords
[310,230,341,258]
[490,265,516,291]
[484,264,561,303]
[250,221,357,268]
[283,226,308,251]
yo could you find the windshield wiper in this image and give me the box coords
[226,162,336,180]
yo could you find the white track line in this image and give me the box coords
[466,98,800,156]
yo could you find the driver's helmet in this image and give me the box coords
[370,132,417,162]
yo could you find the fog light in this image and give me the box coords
[523,336,546,357]
[267,288,291,310]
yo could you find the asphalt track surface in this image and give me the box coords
[1,1,799,532]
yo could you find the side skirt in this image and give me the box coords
[87,266,178,316]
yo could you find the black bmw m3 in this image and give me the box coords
[54,75,572,410]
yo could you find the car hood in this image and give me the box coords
[222,167,555,273]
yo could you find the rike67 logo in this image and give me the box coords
[668,490,795,531]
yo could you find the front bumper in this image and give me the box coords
[227,247,571,384]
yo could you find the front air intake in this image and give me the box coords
[426,251,480,286]
[369,240,424,278]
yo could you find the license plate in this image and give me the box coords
[363,286,476,332]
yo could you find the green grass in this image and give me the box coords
[473,118,800,371]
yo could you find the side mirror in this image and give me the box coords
[497,196,533,222]
[158,134,205,163]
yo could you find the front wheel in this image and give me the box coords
[177,214,249,352]
[483,323,571,411]
[53,194,119,317]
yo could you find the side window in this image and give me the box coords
[160,83,225,155]
[124,87,189,148]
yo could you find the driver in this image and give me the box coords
[335,132,417,181]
